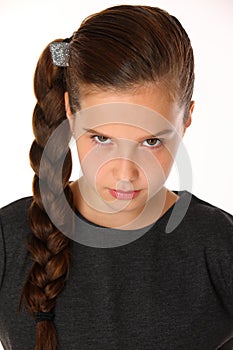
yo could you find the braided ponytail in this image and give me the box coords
[20,39,73,350]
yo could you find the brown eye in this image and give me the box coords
[147,138,158,145]
[91,135,111,144]
[143,138,161,148]
[97,135,108,142]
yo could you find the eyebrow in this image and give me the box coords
[83,128,174,140]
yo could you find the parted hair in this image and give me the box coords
[20,5,194,349]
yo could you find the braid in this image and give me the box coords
[20,40,73,350]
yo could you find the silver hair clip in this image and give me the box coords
[49,42,70,67]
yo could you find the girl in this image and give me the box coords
[0,5,233,350]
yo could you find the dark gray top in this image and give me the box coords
[0,191,233,350]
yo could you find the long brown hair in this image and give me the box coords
[20,5,194,349]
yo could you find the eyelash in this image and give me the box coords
[90,135,163,149]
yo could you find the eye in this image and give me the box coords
[142,138,162,148]
[91,135,111,144]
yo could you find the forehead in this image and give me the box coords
[78,83,180,117]
[74,101,184,141]
[72,84,185,140]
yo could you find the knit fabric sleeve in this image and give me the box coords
[0,211,6,292]
[0,197,32,294]
[204,207,233,315]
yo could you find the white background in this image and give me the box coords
[1,0,233,214]
[0,1,233,347]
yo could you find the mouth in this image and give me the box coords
[109,189,141,200]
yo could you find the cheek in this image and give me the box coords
[156,150,174,176]
[76,139,92,163]
[143,149,175,196]
[76,142,114,190]
[95,164,110,186]
[155,134,182,176]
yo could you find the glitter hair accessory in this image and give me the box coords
[49,42,70,67]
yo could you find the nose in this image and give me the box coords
[112,158,139,183]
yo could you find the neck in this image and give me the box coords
[70,179,179,230]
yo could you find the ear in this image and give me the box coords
[183,100,195,134]
[64,92,74,131]
[64,92,72,118]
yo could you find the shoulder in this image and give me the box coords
[189,192,232,215]
[187,194,233,302]
[0,197,33,290]
[190,192,232,235]
[165,191,232,239]
[0,197,33,252]
[181,191,232,232]
[173,192,233,304]
[185,192,233,270]
[192,194,233,258]
[0,197,33,234]
[168,191,233,254]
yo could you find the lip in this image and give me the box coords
[109,189,140,200]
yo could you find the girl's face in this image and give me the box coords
[66,84,193,221]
